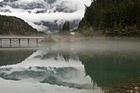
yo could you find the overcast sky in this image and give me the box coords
[0,0,92,31]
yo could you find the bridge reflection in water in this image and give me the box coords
[0,37,45,48]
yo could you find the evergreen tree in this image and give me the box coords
[61,21,70,35]
[62,21,70,31]
[78,0,140,37]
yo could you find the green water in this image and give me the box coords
[78,51,140,92]
[0,46,140,93]
[0,49,35,66]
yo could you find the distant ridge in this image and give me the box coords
[0,15,39,35]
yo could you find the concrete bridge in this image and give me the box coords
[0,36,45,48]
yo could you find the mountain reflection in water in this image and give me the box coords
[0,49,95,93]
[0,49,35,66]
[0,39,140,93]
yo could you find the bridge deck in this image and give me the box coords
[0,37,45,39]
[0,36,45,48]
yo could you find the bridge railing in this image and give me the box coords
[0,37,45,48]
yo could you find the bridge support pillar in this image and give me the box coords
[10,38,12,47]
[27,38,30,47]
[19,39,21,47]
[0,39,2,48]
[36,39,39,47]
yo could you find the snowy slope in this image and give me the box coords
[0,0,91,32]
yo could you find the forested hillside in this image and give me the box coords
[0,15,39,35]
[78,0,140,36]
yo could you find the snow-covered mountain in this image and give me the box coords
[0,0,91,32]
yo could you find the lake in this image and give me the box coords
[0,38,140,93]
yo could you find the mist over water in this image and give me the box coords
[0,37,140,93]
[42,37,140,52]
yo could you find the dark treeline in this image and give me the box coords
[78,0,140,36]
[59,21,70,35]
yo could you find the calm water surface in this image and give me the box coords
[0,39,140,93]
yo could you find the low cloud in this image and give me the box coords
[0,0,92,31]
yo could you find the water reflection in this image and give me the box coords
[0,49,35,66]
[79,51,140,92]
[0,49,95,93]
[0,40,140,93]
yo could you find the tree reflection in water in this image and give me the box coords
[0,49,35,66]
[78,51,140,92]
